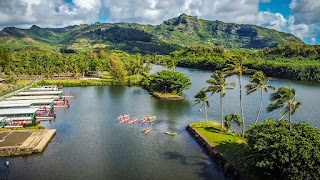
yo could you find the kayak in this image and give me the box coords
[165,132,177,137]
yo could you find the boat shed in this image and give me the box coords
[16,90,63,96]
[0,108,38,117]
[28,85,59,91]
[1,99,55,106]
[0,103,32,109]
[6,95,59,101]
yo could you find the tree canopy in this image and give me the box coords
[142,70,192,95]
[246,118,320,179]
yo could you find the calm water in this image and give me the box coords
[1,65,319,179]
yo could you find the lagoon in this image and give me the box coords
[1,65,319,179]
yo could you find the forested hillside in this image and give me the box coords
[0,14,303,54]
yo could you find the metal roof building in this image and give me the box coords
[0,108,38,116]
[28,85,59,91]
[6,96,59,101]
[1,99,55,105]
[0,103,32,109]
[16,90,62,96]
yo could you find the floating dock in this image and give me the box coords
[0,129,56,156]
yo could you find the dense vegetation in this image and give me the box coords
[194,66,319,179]
[159,43,320,81]
[0,14,302,54]
[247,119,320,179]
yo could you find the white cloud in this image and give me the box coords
[0,0,318,44]
[290,0,320,25]
[288,0,320,42]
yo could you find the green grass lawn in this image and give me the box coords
[153,92,184,99]
[190,122,250,174]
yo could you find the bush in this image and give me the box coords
[142,70,192,95]
[246,118,320,179]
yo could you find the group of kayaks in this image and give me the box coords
[117,114,178,137]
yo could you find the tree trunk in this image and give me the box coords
[239,77,245,137]
[204,102,208,125]
[220,92,223,128]
[254,89,263,124]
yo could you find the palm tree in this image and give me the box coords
[194,90,210,124]
[223,55,253,137]
[267,85,302,130]
[245,71,276,124]
[204,70,235,128]
[224,113,242,131]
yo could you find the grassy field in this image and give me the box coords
[189,122,250,173]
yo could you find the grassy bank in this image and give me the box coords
[153,92,184,100]
[0,125,45,131]
[189,122,250,175]
[36,79,112,87]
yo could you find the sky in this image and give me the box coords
[0,0,319,44]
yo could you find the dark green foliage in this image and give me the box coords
[159,43,320,82]
[142,70,192,95]
[103,26,152,43]
[247,118,320,179]
[224,114,242,130]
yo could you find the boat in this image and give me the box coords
[120,118,129,124]
[53,100,69,108]
[140,118,148,124]
[128,119,138,124]
[165,132,178,137]
[117,114,129,120]
[61,93,75,98]
[35,112,56,121]
[4,121,24,129]
[142,127,152,135]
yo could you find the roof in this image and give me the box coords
[0,117,6,121]
[7,96,59,100]
[0,108,38,115]
[29,85,59,91]
[0,103,32,108]
[1,99,55,105]
[17,90,63,96]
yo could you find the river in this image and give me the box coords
[1,65,319,179]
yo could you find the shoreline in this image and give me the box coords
[186,125,248,179]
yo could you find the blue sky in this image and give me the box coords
[0,0,319,44]
[259,0,291,18]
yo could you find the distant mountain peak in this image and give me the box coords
[30,25,41,30]
[164,13,199,26]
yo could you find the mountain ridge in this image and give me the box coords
[0,14,303,54]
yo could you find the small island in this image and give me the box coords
[142,70,192,100]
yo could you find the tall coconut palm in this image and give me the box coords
[223,55,253,137]
[267,86,302,130]
[224,113,242,131]
[194,90,210,124]
[245,71,276,124]
[204,70,235,128]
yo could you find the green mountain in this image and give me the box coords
[0,14,303,54]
